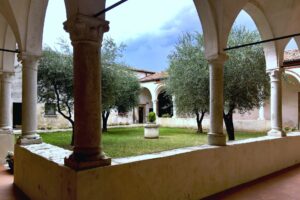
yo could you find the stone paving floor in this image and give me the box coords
[205,164,300,200]
[0,165,29,200]
[1,163,300,200]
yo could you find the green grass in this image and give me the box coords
[39,127,266,158]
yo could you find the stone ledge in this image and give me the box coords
[14,132,300,200]
[21,143,72,165]
[17,132,300,166]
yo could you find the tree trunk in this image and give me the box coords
[53,83,75,145]
[195,111,205,133]
[223,108,235,140]
[70,121,75,146]
[102,111,110,132]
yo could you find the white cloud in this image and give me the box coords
[44,0,196,47]
[106,0,194,43]
[43,2,271,71]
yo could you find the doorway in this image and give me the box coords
[138,106,144,123]
[13,103,22,129]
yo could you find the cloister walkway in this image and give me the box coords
[1,163,300,200]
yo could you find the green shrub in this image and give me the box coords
[6,151,14,173]
[148,112,156,123]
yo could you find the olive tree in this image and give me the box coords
[224,26,270,140]
[101,38,140,132]
[166,33,209,133]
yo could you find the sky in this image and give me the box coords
[43,0,298,72]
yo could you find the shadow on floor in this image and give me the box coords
[204,163,300,200]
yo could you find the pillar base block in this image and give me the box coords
[64,154,111,170]
[0,129,13,134]
[0,134,14,164]
[208,133,226,146]
[268,129,286,137]
[17,134,42,145]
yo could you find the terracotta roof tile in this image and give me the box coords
[284,50,300,62]
[129,67,156,74]
[139,72,168,82]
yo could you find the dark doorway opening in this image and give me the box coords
[158,91,173,117]
[13,103,22,129]
[138,106,144,123]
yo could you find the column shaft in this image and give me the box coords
[0,73,13,131]
[64,14,111,170]
[17,54,42,144]
[153,100,157,115]
[172,96,177,118]
[268,69,285,136]
[258,104,265,120]
[208,54,228,146]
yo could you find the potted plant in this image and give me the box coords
[144,112,159,139]
[6,151,14,173]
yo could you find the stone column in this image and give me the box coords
[257,103,265,120]
[268,69,285,137]
[64,14,111,170]
[172,96,177,118]
[208,54,228,146]
[17,53,42,144]
[153,100,157,115]
[0,72,14,163]
[0,72,13,131]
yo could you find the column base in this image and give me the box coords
[208,133,226,146]
[17,134,42,145]
[0,134,14,164]
[64,153,111,170]
[268,129,286,137]
[0,129,13,134]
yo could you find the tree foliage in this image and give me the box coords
[38,41,74,144]
[224,26,270,140]
[101,38,140,132]
[166,32,209,133]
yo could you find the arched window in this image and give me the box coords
[157,91,173,117]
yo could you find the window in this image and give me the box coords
[45,103,56,116]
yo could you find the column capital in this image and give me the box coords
[207,53,228,64]
[0,72,14,82]
[64,14,109,45]
[18,52,41,62]
[267,69,282,82]
[18,52,41,71]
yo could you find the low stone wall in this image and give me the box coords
[0,133,14,164]
[157,117,271,132]
[15,133,300,200]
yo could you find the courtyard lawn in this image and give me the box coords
[39,127,266,158]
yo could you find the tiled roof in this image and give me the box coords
[284,50,300,62]
[139,72,168,82]
[129,67,156,74]
[136,50,300,81]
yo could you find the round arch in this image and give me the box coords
[0,4,22,50]
[0,22,16,72]
[137,87,153,123]
[242,2,279,69]
[154,85,174,117]
[281,72,300,129]
[194,0,249,58]
[285,69,300,84]
[154,84,165,101]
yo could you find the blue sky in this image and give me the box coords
[43,0,298,72]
